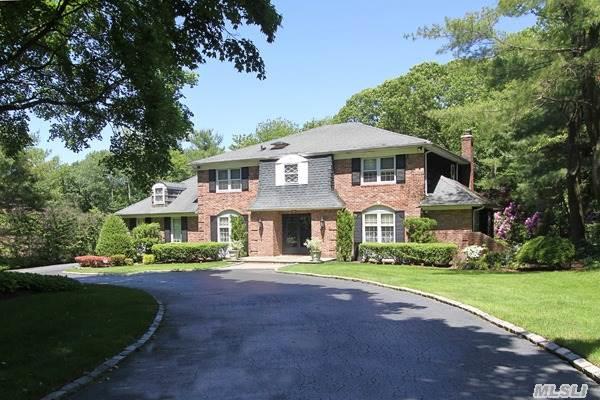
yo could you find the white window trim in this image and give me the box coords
[217,211,239,243]
[216,168,242,193]
[362,207,395,243]
[361,157,396,185]
[171,216,182,243]
[152,183,167,205]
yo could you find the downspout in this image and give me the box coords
[424,150,431,195]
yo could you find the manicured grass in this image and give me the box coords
[0,284,157,400]
[282,262,600,365]
[66,261,228,275]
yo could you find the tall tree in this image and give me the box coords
[413,0,600,242]
[230,118,299,150]
[183,129,225,162]
[0,0,282,186]
[335,61,490,150]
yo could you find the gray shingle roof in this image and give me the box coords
[420,176,491,207]
[116,176,197,216]
[192,122,433,166]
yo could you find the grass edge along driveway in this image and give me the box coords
[0,284,157,400]
[281,262,600,366]
[66,261,228,275]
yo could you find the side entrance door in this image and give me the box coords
[282,214,311,255]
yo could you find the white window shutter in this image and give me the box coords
[275,163,284,186]
[298,161,308,184]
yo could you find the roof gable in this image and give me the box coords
[421,176,491,207]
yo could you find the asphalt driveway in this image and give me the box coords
[70,269,599,400]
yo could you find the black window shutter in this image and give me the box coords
[395,211,405,242]
[208,169,216,193]
[396,155,406,184]
[145,217,152,224]
[164,217,171,243]
[241,167,249,191]
[353,212,362,260]
[181,217,188,242]
[210,216,218,242]
[351,158,361,186]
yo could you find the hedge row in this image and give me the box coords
[359,242,458,267]
[0,272,81,294]
[151,242,228,263]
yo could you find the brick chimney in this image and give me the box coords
[461,130,474,190]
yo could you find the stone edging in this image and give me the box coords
[280,270,600,383]
[40,296,165,400]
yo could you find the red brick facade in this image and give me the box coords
[333,155,424,217]
[194,153,491,256]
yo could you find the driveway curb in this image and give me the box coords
[40,296,165,400]
[280,270,600,383]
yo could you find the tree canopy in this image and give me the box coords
[412,0,600,242]
[0,0,282,186]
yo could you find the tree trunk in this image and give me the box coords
[566,119,586,243]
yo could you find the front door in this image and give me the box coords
[282,214,311,255]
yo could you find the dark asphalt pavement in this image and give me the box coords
[69,269,599,400]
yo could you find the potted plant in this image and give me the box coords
[229,240,243,260]
[304,238,322,262]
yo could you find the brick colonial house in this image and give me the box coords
[117,123,495,258]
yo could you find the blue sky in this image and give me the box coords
[33,0,532,163]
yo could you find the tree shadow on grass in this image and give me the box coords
[72,270,600,400]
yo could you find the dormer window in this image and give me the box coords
[275,154,308,186]
[152,183,167,205]
[284,164,298,184]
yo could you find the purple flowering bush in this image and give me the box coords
[494,202,541,243]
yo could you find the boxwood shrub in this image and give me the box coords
[516,236,575,267]
[359,242,458,267]
[0,272,81,294]
[152,242,228,263]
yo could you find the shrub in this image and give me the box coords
[95,215,134,257]
[74,255,112,268]
[405,217,437,243]
[152,242,228,263]
[458,245,488,270]
[0,272,81,294]
[142,254,155,265]
[131,223,162,255]
[231,216,248,256]
[359,242,457,267]
[516,236,576,267]
[124,258,134,266]
[336,209,354,262]
[111,254,127,266]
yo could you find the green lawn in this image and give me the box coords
[282,262,600,365]
[0,284,157,400]
[66,261,228,275]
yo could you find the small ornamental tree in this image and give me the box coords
[405,217,437,243]
[231,215,248,256]
[131,223,162,255]
[336,209,354,261]
[95,215,134,257]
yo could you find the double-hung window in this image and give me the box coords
[217,169,241,192]
[284,164,298,184]
[218,215,231,243]
[152,183,166,205]
[362,157,395,184]
[363,208,395,243]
